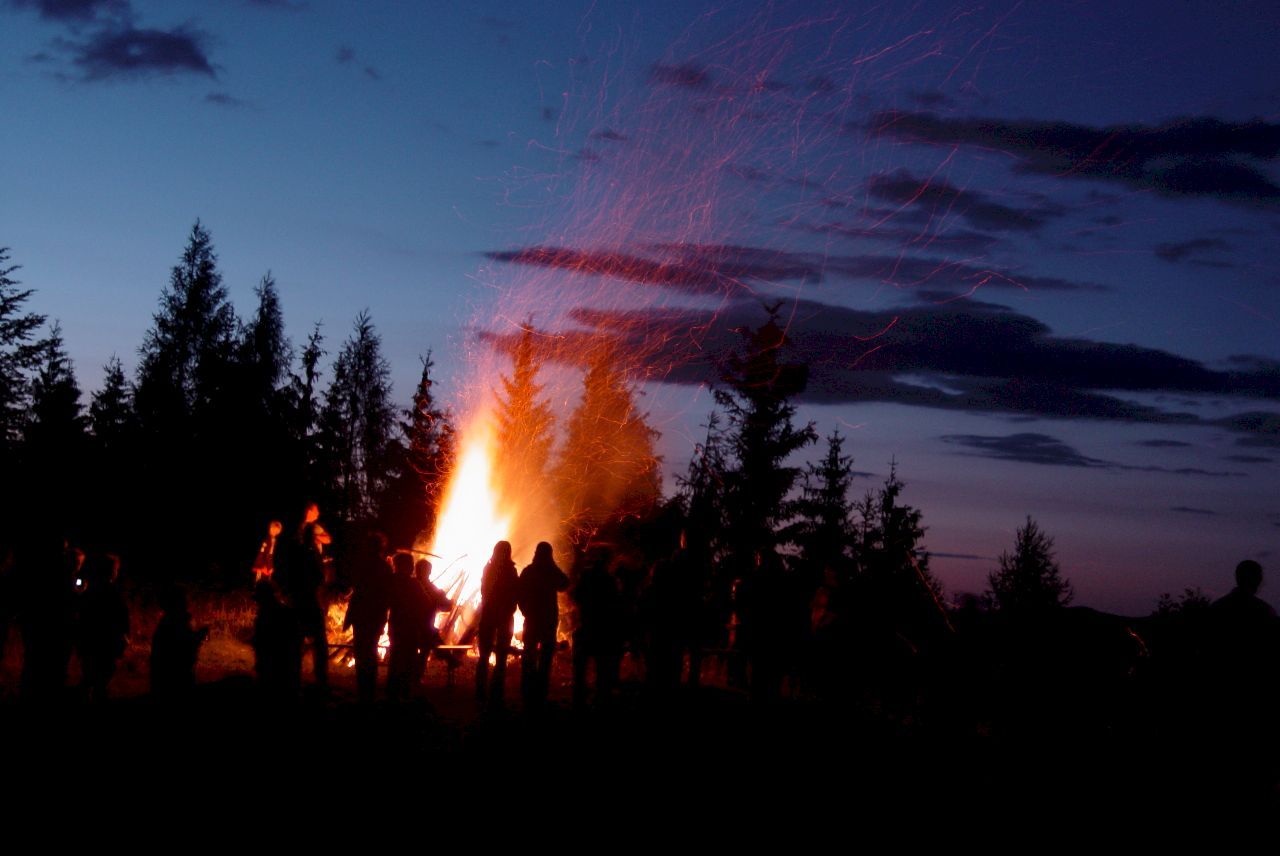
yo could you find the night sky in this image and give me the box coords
[3,0,1278,614]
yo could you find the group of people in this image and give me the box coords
[473,540,571,710]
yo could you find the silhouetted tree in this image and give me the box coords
[715,303,817,565]
[134,221,237,432]
[987,515,1072,613]
[132,222,240,578]
[494,319,555,494]
[1154,586,1210,617]
[677,410,729,560]
[794,430,857,585]
[0,248,45,461]
[89,356,135,454]
[318,311,395,523]
[238,272,291,411]
[856,463,943,627]
[379,351,456,547]
[554,344,660,546]
[21,324,87,522]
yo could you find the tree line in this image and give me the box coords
[0,222,1075,629]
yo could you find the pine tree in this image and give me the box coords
[493,319,555,494]
[239,272,291,409]
[24,322,86,452]
[715,303,817,566]
[856,462,944,629]
[134,220,237,432]
[554,343,660,544]
[987,515,1073,613]
[89,356,135,453]
[0,248,46,458]
[21,323,87,521]
[319,311,396,523]
[794,430,857,583]
[378,351,456,547]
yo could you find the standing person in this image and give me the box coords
[281,502,331,691]
[252,579,300,699]
[474,541,518,706]
[75,553,130,702]
[344,532,391,704]
[413,558,453,684]
[571,547,622,709]
[150,587,208,698]
[518,541,569,711]
[386,552,427,701]
[252,520,283,584]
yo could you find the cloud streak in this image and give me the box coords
[868,112,1280,203]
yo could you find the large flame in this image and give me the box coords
[423,412,515,643]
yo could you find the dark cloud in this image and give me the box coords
[650,63,710,89]
[941,433,1107,467]
[589,129,629,143]
[1170,506,1217,515]
[1155,237,1232,263]
[334,46,379,80]
[868,112,1280,203]
[865,169,1060,232]
[10,0,127,23]
[932,552,989,561]
[1137,439,1193,448]
[940,432,1243,476]
[793,220,1000,254]
[204,91,246,108]
[72,26,214,80]
[906,90,953,109]
[1223,454,1273,463]
[487,295,1280,426]
[489,242,1102,297]
[486,244,821,295]
[1222,411,1280,447]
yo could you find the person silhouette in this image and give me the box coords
[75,553,130,702]
[571,547,621,709]
[345,531,391,703]
[150,587,208,698]
[475,541,518,706]
[518,541,569,711]
[252,579,301,700]
[281,502,331,691]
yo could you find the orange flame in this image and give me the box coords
[422,412,517,643]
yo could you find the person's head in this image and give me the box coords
[268,520,283,538]
[392,552,414,577]
[414,558,433,580]
[1235,559,1263,595]
[533,541,554,564]
[302,503,320,525]
[491,541,512,564]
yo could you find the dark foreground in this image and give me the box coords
[3,667,1275,828]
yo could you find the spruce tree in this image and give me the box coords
[987,515,1073,613]
[319,311,395,523]
[379,351,456,547]
[795,430,857,584]
[89,356,135,453]
[715,303,817,566]
[554,343,660,545]
[857,462,944,631]
[22,323,87,522]
[493,319,555,493]
[134,221,237,432]
[0,248,46,459]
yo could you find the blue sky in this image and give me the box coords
[3,0,1279,612]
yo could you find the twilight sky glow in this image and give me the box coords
[3,0,1279,614]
